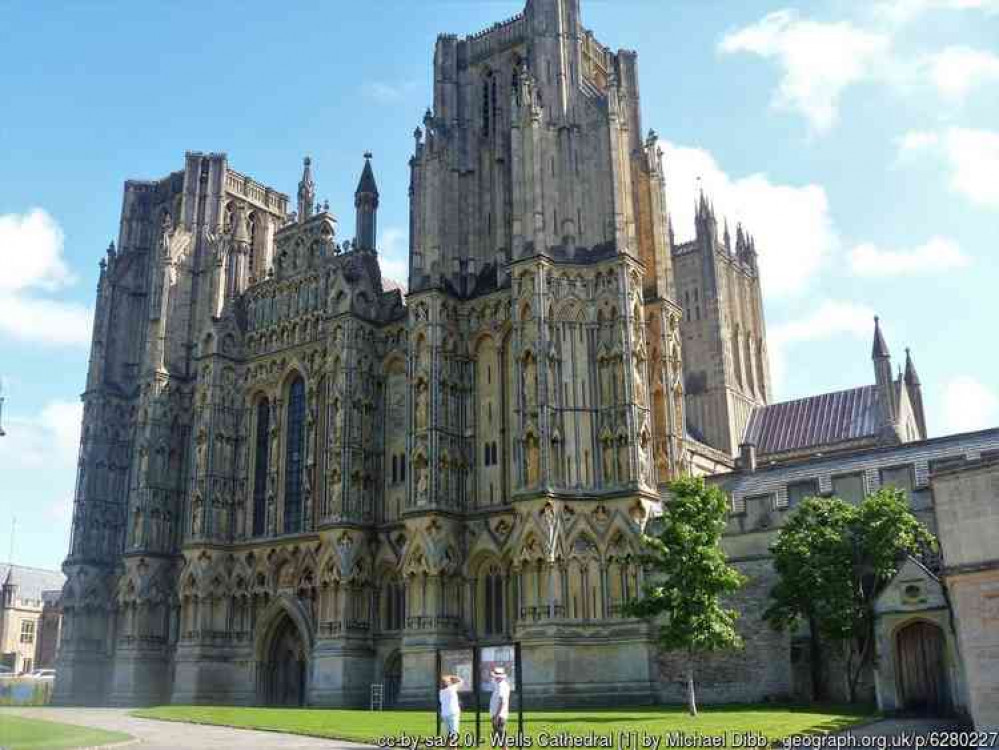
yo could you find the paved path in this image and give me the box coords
[2,707,375,749]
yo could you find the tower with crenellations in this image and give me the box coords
[672,194,770,457]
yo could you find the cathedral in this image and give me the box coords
[56,0,988,712]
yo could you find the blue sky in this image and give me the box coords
[1,0,997,571]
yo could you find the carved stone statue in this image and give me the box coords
[524,355,537,411]
[416,460,429,500]
[415,383,428,430]
[633,357,645,405]
[600,361,612,405]
[192,498,204,536]
[638,442,649,485]
[526,435,540,486]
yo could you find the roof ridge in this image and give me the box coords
[761,383,876,410]
[0,563,63,575]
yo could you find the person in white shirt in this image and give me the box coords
[488,667,511,743]
[439,674,463,739]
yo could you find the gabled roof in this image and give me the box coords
[0,564,64,604]
[743,384,884,457]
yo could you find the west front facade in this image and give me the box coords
[55,0,991,715]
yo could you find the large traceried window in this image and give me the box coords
[253,399,270,537]
[284,377,306,533]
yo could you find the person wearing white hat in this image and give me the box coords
[439,674,463,740]
[488,667,510,742]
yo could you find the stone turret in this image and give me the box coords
[1,568,16,608]
[354,153,379,251]
[297,156,315,223]
[873,316,897,427]
[905,347,926,438]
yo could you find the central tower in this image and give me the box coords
[408,0,674,302]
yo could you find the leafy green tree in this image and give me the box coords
[764,488,936,702]
[624,476,746,716]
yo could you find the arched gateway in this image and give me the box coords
[256,598,312,706]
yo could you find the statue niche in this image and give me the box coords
[415,381,428,431]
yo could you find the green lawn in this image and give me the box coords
[133,704,876,746]
[0,714,131,750]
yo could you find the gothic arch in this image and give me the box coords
[253,591,315,661]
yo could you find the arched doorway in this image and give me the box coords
[896,620,947,714]
[262,613,307,706]
[384,650,402,708]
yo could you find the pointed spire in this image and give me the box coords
[297,156,316,223]
[354,153,379,251]
[872,315,890,359]
[723,219,731,250]
[355,152,379,198]
[904,347,921,386]
[735,223,746,253]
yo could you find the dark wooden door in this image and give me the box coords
[897,621,947,714]
[384,651,402,707]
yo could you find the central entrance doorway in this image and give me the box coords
[896,620,947,714]
[262,613,307,706]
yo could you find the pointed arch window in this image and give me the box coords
[482,76,491,137]
[252,399,270,537]
[284,376,306,533]
[484,566,505,636]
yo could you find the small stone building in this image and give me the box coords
[0,565,65,674]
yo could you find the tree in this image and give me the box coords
[624,476,746,716]
[764,488,936,702]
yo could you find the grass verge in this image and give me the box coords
[132,704,877,745]
[0,713,132,750]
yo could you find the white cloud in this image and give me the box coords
[44,496,74,524]
[768,300,875,395]
[925,46,999,101]
[0,209,73,293]
[942,128,999,208]
[0,294,93,346]
[875,0,999,25]
[0,209,93,346]
[361,80,421,105]
[0,399,83,471]
[719,10,890,133]
[849,236,969,276]
[379,227,409,291]
[663,141,837,298]
[941,376,999,434]
[896,130,940,159]
[899,128,999,208]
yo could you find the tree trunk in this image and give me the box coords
[808,615,824,701]
[687,652,698,717]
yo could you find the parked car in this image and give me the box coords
[29,669,56,679]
